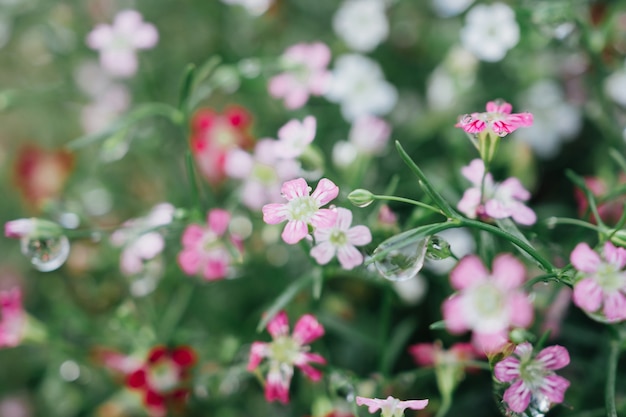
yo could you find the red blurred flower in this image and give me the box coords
[190,106,254,186]
[125,345,196,417]
[13,144,74,210]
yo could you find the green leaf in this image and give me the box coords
[177,63,196,111]
[429,320,447,330]
[380,317,418,376]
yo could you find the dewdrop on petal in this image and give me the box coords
[5,218,70,272]
[374,231,430,282]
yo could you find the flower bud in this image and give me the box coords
[4,218,63,240]
[348,189,375,208]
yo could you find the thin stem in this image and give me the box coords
[523,273,563,290]
[435,394,452,417]
[185,150,203,218]
[606,338,620,417]
[372,194,443,215]
[158,282,195,342]
[545,217,606,234]
[377,286,393,377]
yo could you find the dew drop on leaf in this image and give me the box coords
[20,235,70,272]
[373,233,429,282]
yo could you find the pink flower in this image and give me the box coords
[247,311,326,404]
[409,342,477,368]
[225,139,301,210]
[4,219,35,239]
[268,42,332,109]
[0,288,26,348]
[86,10,158,78]
[494,342,570,414]
[348,115,391,155]
[456,100,533,137]
[310,207,372,270]
[458,159,536,225]
[177,209,242,281]
[570,241,626,322]
[442,254,533,354]
[274,116,316,159]
[262,178,339,244]
[356,396,428,417]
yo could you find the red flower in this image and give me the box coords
[190,106,254,185]
[13,144,74,210]
[125,345,196,417]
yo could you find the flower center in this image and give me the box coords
[269,336,301,365]
[467,282,505,319]
[212,122,237,149]
[519,358,549,391]
[596,263,625,292]
[252,164,277,185]
[329,230,347,246]
[288,196,318,221]
[146,360,180,393]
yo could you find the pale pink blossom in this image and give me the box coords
[268,42,332,109]
[262,178,339,244]
[225,140,301,210]
[456,100,532,137]
[310,207,371,270]
[275,116,317,159]
[247,311,326,404]
[442,254,533,353]
[570,241,626,322]
[348,115,391,155]
[409,342,477,367]
[356,395,428,417]
[177,209,242,281]
[86,10,158,78]
[4,219,35,239]
[458,159,536,225]
[0,288,26,348]
[494,342,570,414]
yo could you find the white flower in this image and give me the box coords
[605,67,626,108]
[333,0,389,52]
[431,0,474,17]
[325,54,398,121]
[516,80,582,159]
[460,3,520,62]
[221,0,273,16]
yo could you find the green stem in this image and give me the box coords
[185,150,203,218]
[545,217,606,233]
[460,218,556,273]
[377,286,393,377]
[158,283,195,342]
[606,338,620,417]
[372,194,444,215]
[435,394,452,417]
[523,273,562,290]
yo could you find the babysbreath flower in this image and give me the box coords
[458,159,536,225]
[310,207,372,270]
[262,177,339,244]
[356,395,429,417]
[570,241,626,322]
[0,288,26,348]
[268,42,332,110]
[443,254,533,354]
[460,3,520,62]
[274,116,317,159]
[86,10,158,78]
[248,311,326,404]
[221,0,273,16]
[177,209,242,281]
[494,342,570,414]
[457,100,533,138]
[332,0,389,53]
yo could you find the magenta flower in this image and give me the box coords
[177,209,241,281]
[268,42,332,109]
[0,288,26,348]
[247,311,326,404]
[274,116,317,159]
[456,100,533,137]
[86,10,158,78]
[458,159,536,225]
[356,396,428,417]
[310,207,372,270]
[262,178,339,244]
[442,254,533,354]
[570,241,626,322]
[494,342,570,414]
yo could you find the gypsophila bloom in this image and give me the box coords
[221,0,273,16]
[269,42,332,110]
[0,288,26,348]
[494,342,570,414]
[248,311,326,404]
[458,159,536,225]
[443,254,533,353]
[570,241,626,322]
[86,10,158,78]
[356,396,428,417]
[456,100,533,138]
[274,116,317,159]
[348,115,391,155]
[325,54,398,121]
[177,209,242,281]
[310,207,372,270]
[332,0,389,52]
[225,139,301,210]
[460,3,519,62]
[431,0,474,17]
[262,178,339,244]
[126,346,196,417]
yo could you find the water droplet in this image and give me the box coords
[20,235,70,272]
[425,235,452,260]
[373,232,429,281]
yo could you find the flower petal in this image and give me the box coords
[311,178,339,206]
[282,220,309,244]
[492,253,526,289]
[247,341,268,371]
[442,296,468,333]
[208,209,230,236]
[262,203,288,224]
[603,291,626,322]
[292,314,324,345]
[281,178,310,201]
[603,241,626,270]
[337,244,364,270]
[494,356,521,383]
[570,243,601,273]
[450,255,489,290]
[536,345,570,371]
[310,241,336,265]
[334,207,353,231]
[572,277,603,313]
[346,225,372,246]
[503,380,532,414]
[540,374,570,404]
[461,159,486,185]
[267,311,290,338]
